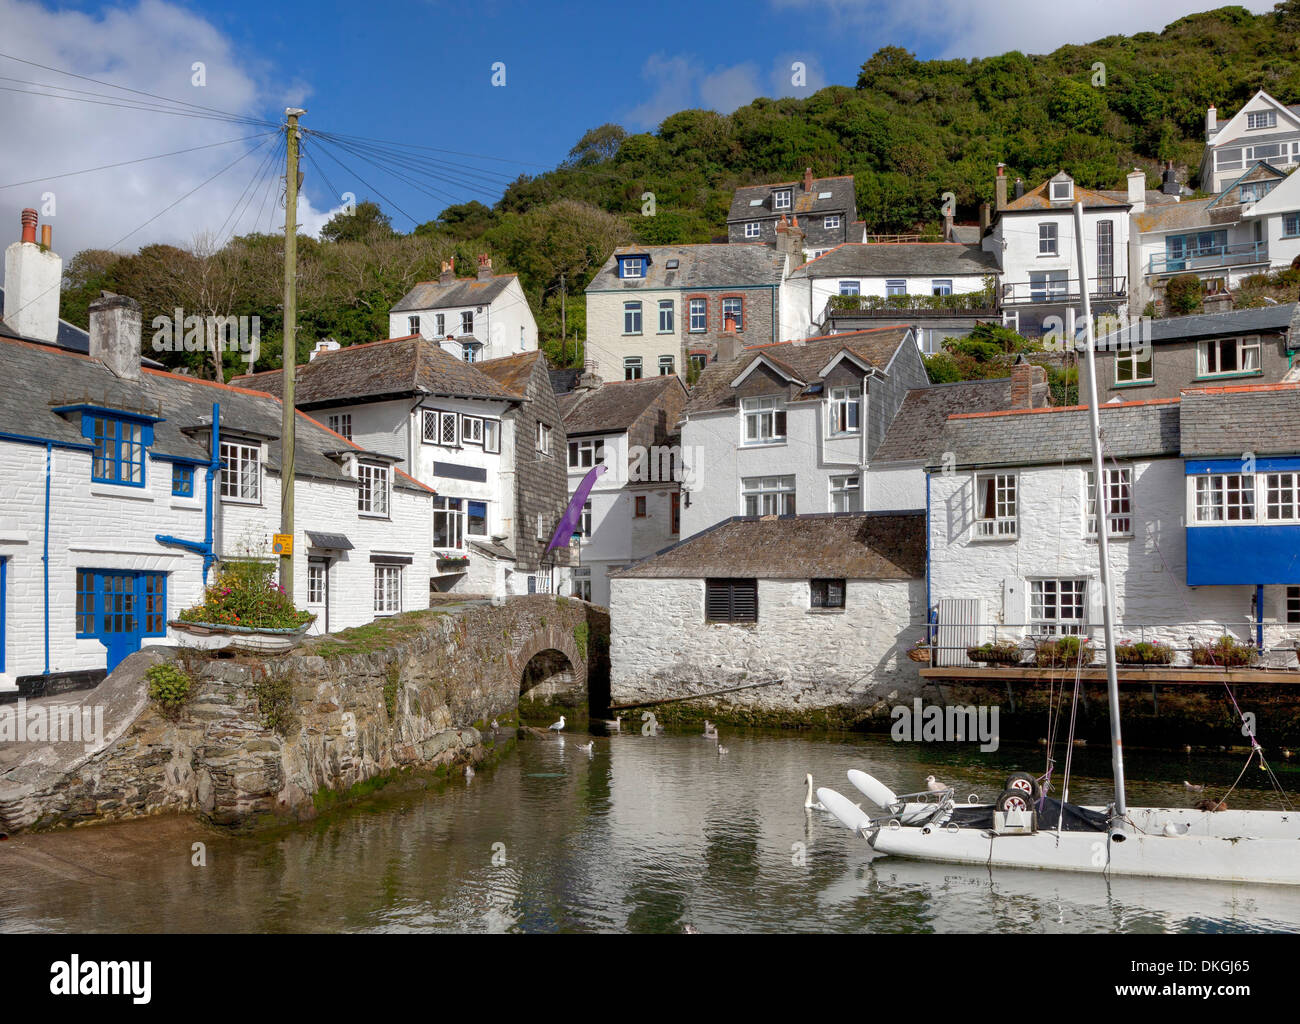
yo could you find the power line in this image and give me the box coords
[214,132,285,248]
[307,127,552,168]
[314,134,479,208]
[0,82,271,126]
[303,135,424,227]
[307,129,522,186]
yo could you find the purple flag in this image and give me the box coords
[546,464,606,553]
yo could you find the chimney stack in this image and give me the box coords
[3,208,62,343]
[1013,178,1024,200]
[1126,168,1147,209]
[802,167,813,192]
[995,164,1008,211]
[979,202,991,233]
[1206,104,1217,140]
[1009,356,1048,410]
[310,337,340,361]
[1161,161,1181,196]
[88,293,142,381]
[774,213,806,263]
[477,253,493,281]
[439,258,455,285]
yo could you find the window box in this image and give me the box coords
[1190,636,1257,668]
[436,554,470,572]
[1034,635,1091,668]
[966,641,1024,666]
[1113,640,1175,665]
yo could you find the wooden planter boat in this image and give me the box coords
[168,619,314,654]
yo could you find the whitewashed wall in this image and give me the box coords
[995,207,1130,291]
[388,277,538,361]
[585,286,682,382]
[865,461,926,511]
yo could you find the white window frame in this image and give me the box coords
[535,421,552,456]
[1194,474,1256,523]
[721,297,743,331]
[829,474,860,513]
[931,279,953,296]
[741,396,787,446]
[408,315,420,335]
[744,222,761,238]
[423,409,458,447]
[219,440,261,504]
[1030,578,1087,635]
[885,279,906,296]
[433,497,465,551]
[357,462,390,518]
[1264,472,1300,523]
[1197,336,1261,377]
[973,472,1017,538]
[773,190,791,211]
[1039,222,1059,255]
[838,281,860,296]
[460,311,474,335]
[1115,346,1153,384]
[568,438,605,470]
[827,385,861,436]
[1049,181,1073,202]
[1085,466,1133,538]
[374,564,402,615]
[307,563,325,604]
[1246,110,1277,130]
[536,513,545,541]
[688,298,706,333]
[742,475,796,516]
[482,418,501,454]
[579,500,592,540]
[824,215,841,229]
[621,257,644,279]
[435,313,445,336]
[461,415,484,445]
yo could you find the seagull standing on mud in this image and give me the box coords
[549,715,566,732]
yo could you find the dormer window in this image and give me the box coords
[1246,110,1277,130]
[220,439,261,503]
[619,257,645,279]
[358,462,390,517]
[1050,179,1073,202]
[408,315,420,335]
[773,190,792,211]
[87,415,148,486]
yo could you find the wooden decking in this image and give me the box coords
[919,666,1300,686]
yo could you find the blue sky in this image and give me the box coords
[0,0,1277,253]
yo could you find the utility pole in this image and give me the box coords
[280,107,306,600]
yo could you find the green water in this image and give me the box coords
[0,730,1297,933]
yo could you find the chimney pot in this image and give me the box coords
[20,208,37,244]
[477,254,492,280]
[40,224,51,249]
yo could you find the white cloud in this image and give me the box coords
[768,0,1277,58]
[0,0,335,260]
[626,54,698,130]
[700,62,764,113]
[770,53,828,98]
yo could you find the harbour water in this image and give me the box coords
[0,729,1297,933]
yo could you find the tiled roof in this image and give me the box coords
[231,336,519,406]
[476,349,547,398]
[685,327,913,415]
[585,244,785,292]
[1132,197,1217,233]
[873,378,1015,463]
[1146,303,1298,344]
[928,398,1182,470]
[727,175,856,223]
[549,367,582,396]
[390,274,515,313]
[789,242,998,279]
[1000,176,1130,213]
[559,375,686,436]
[1180,384,1300,457]
[0,336,431,493]
[615,511,925,580]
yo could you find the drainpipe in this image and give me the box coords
[925,469,933,647]
[1256,583,1265,651]
[43,442,51,675]
[154,401,221,583]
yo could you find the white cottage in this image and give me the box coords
[1199,90,1300,195]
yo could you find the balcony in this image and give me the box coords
[1147,240,1268,278]
[1000,276,1126,306]
[821,291,999,324]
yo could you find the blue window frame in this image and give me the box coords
[75,570,167,640]
[0,556,6,674]
[1284,212,1300,239]
[172,464,195,497]
[80,413,150,486]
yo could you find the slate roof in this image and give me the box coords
[616,511,925,580]
[928,399,1182,470]
[1180,384,1300,458]
[873,378,1015,463]
[789,242,999,279]
[727,175,856,224]
[1000,175,1130,213]
[231,336,519,407]
[585,244,785,292]
[476,349,547,398]
[1145,303,1298,344]
[1132,197,1218,233]
[390,274,516,313]
[0,336,431,493]
[0,285,91,352]
[549,367,582,396]
[685,327,913,415]
[559,376,685,437]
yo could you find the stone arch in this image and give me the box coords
[510,624,589,717]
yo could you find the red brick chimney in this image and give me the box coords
[802,167,813,192]
[477,254,493,281]
[20,208,36,244]
[774,213,806,262]
[995,163,1008,211]
[1009,357,1048,409]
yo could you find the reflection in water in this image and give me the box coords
[0,731,1296,933]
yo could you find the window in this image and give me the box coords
[580,500,592,539]
[536,422,552,456]
[1039,223,1058,255]
[688,298,706,332]
[374,564,402,614]
[435,313,445,336]
[76,570,166,639]
[658,300,674,334]
[568,439,605,469]
[706,578,757,623]
[327,413,352,440]
[433,497,464,550]
[828,386,860,435]
[358,463,389,516]
[689,352,708,372]
[810,578,846,610]
[931,280,953,296]
[885,280,906,296]
[1086,467,1133,537]
[1029,270,1067,301]
[1264,473,1300,522]
[574,570,592,602]
[89,416,146,486]
[1195,474,1255,522]
[220,440,260,502]
[1031,579,1087,635]
[742,475,796,516]
[721,297,743,331]
[1240,181,1274,203]
[670,492,680,535]
[460,311,474,335]
[824,215,841,229]
[536,513,545,541]
[467,500,487,536]
[620,257,644,279]
[624,357,642,381]
[1115,345,1153,384]
[624,301,642,335]
[307,563,324,604]
[463,343,477,363]
[773,190,791,211]
[830,474,860,513]
[838,281,860,296]
[408,315,420,335]
[462,416,484,445]
[1288,586,1300,624]
[1097,220,1114,284]
[1050,180,1073,202]
[1197,336,1261,377]
[483,419,500,454]
[1284,212,1300,238]
[634,495,647,518]
[171,464,194,497]
[534,566,553,594]
[742,397,786,445]
[745,222,761,238]
[423,410,458,446]
[974,473,1017,538]
[1246,110,1277,130]
[659,355,675,376]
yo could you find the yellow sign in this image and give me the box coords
[272,533,294,556]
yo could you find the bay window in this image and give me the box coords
[1195,474,1255,522]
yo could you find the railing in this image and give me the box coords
[1147,240,1269,277]
[863,234,946,244]
[1000,276,1126,305]
[822,293,999,323]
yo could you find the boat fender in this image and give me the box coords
[967,793,981,804]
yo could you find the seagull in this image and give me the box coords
[925,775,948,793]
[804,774,828,811]
[682,924,698,934]
[577,740,594,754]
[1183,780,1205,793]
[491,719,499,730]
[609,715,623,733]
[717,743,729,756]
[548,715,566,732]
[703,720,717,738]
[465,765,475,781]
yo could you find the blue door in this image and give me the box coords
[76,570,167,674]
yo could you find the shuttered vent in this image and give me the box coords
[936,598,985,667]
[706,578,758,623]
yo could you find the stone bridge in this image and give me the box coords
[0,596,609,835]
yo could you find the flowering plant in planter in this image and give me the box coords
[1114,640,1175,665]
[907,637,932,663]
[436,554,471,569]
[1034,635,1091,668]
[966,641,1024,665]
[1191,635,1257,668]
[177,561,314,630]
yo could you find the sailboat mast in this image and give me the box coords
[1071,200,1128,819]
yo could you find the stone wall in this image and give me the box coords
[0,597,609,834]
